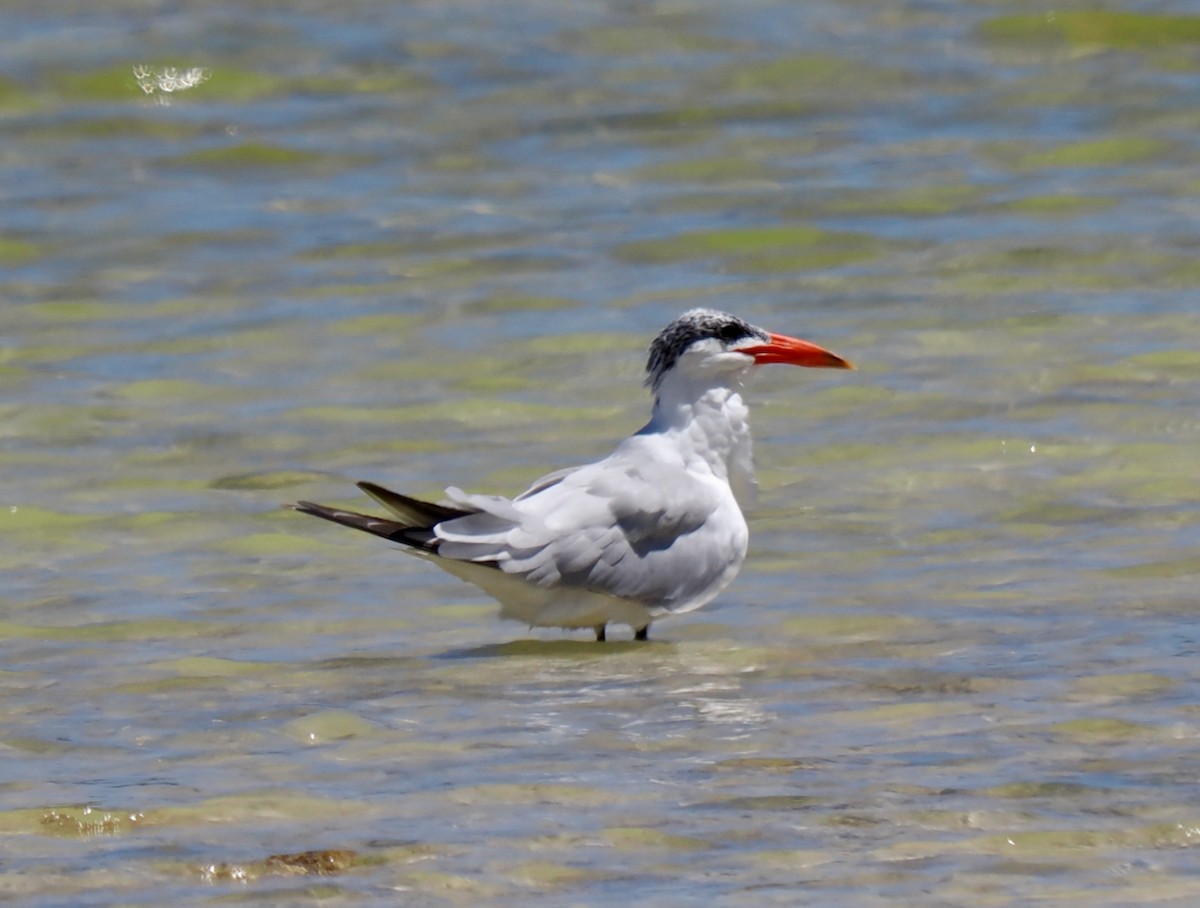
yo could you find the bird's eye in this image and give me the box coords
[717,323,744,343]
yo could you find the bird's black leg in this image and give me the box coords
[594,624,607,642]
[634,626,649,642]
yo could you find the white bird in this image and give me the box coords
[292,309,852,641]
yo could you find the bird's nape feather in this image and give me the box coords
[645,308,768,391]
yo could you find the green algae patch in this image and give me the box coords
[983,781,1097,800]
[0,805,143,837]
[423,150,496,173]
[713,756,817,773]
[159,656,275,678]
[981,11,1200,50]
[617,224,879,272]
[400,254,571,286]
[210,470,332,491]
[113,675,233,695]
[0,617,210,643]
[748,849,835,869]
[0,507,104,540]
[291,399,615,429]
[1016,137,1169,169]
[969,823,1198,855]
[0,236,42,264]
[1126,348,1200,376]
[109,657,276,691]
[1104,557,1200,579]
[972,829,1115,853]
[600,826,710,851]
[51,64,165,101]
[842,701,966,727]
[420,602,495,623]
[330,312,428,335]
[305,228,529,262]
[995,500,1128,527]
[624,224,837,257]
[26,299,134,322]
[465,293,579,314]
[262,849,361,875]
[171,67,279,102]
[825,184,984,217]
[716,53,900,102]
[293,278,410,301]
[293,68,436,96]
[632,157,788,185]
[449,783,610,807]
[214,532,335,557]
[927,242,1185,294]
[155,791,378,827]
[283,709,378,743]
[113,379,229,403]
[0,74,33,111]
[40,807,147,837]
[51,64,283,102]
[26,295,233,323]
[708,795,824,811]
[0,735,70,756]
[1047,717,1155,742]
[508,331,639,358]
[1068,673,1175,701]
[0,807,65,835]
[26,115,205,142]
[997,194,1117,216]
[0,364,32,385]
[164,143,331,169]
[202,849,370,883]
[392,869,502,897]
[507,861,614,887]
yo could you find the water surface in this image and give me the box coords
[4,1,1200,904]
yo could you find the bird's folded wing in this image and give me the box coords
[433,457,734,608]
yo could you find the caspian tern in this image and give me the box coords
[292,309,852,641]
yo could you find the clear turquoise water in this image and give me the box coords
[4,2,1200,904]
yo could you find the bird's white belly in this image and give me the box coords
[511,589,656,631]
[424,553,655,630]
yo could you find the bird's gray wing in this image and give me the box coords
[434,452,743,609]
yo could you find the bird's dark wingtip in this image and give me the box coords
[356,482,474,525]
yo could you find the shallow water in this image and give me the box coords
[4,1,1200,904]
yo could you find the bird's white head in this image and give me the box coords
[645,308,853,393]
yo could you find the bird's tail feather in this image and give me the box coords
[356,481,475,525]
[289,500,437,552]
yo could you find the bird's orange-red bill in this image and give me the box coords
[741,332,854,369]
